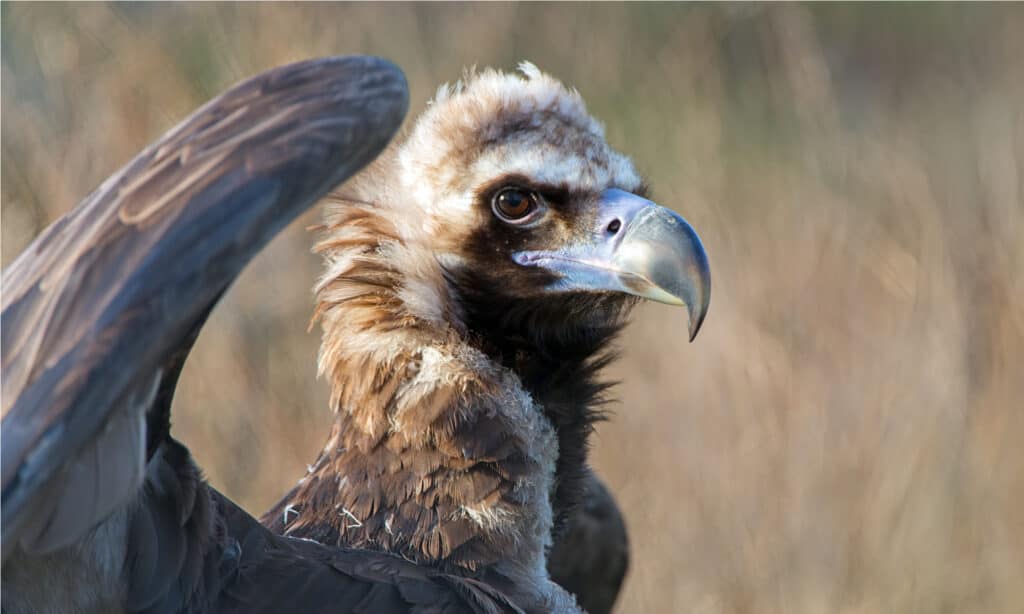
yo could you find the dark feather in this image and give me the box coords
[1,56,409,561]
[547,472,630,614]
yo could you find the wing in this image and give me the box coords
[213,491,529,614]
[1,55,409,558]
[547,471,629,614]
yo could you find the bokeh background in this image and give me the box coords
[3,3,1023,613]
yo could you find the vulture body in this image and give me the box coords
[546,474,629,614]
[2,56,709,614]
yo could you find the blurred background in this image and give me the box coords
[3,3,1022,613]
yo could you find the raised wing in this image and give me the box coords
[1,55,409,558]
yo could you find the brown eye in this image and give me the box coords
[492,188,537,222]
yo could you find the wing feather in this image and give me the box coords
[1,55,409,558]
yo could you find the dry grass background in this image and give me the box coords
[3,4,1023,613]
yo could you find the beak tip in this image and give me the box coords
[685,282,710,343]
[688,310,706,342]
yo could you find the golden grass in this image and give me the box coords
[3,4,1022,612]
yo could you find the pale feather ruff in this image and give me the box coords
[395,62,643,222]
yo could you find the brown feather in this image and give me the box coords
[263,63,647,611]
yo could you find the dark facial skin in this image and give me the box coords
[452,173,637,359]
[445,173,641,537]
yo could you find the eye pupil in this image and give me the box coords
[493,188,536,222]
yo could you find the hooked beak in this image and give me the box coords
[513,188,711,341]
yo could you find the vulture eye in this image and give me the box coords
[492,188,538,223]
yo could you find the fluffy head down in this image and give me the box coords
[341,62,643,242]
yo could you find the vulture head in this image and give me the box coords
[347,62,707,341]
[272,62,709,582]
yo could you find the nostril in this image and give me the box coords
[606,219,622,235]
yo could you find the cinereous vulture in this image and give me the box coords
[2,56,709,613]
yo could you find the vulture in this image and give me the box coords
[1,55,710,614]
